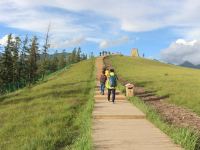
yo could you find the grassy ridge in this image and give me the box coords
[118,82,199,150]
[108,55,200,115]
[0,59,95,150]
[108,56,200,150]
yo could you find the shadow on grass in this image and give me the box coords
[143,94,170,102]
[135,81,154,87]
[47,80,92,90]
[117,75,153,87]
[195,137,200,150]
[0,79,94,105]
[0,86,92,106]
[0,92,22,103]
[135,90,157,95]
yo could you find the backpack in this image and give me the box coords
[100,74,107,83]
[109,75,117,87]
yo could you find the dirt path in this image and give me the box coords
[92,57,183,150]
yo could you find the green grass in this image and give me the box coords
[118,82,199,150]
[107,55,200,150]
[108,55,200,115]
[130,95,200,150]
[0,59,95,150]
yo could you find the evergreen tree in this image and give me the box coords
[50,51,58,72]
[12,36,21,84]
[81,53,87,60]
[77,47,81,62]
[89,52,94,58]
[0,47,4,85]
[43,23,50,60]
[19,35,29,82]
[28,36,39,83]
[1,34,13,84]
[71,48,77,63]
[85,54,88,60]
[58,50,66,69]
[41,24,51,79]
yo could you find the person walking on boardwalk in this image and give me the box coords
[106,68,117,103]
[105,67,110,78]
[100,70,107,95]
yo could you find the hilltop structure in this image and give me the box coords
[131,48,139,57]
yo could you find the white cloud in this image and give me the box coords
[161,39,200,65]
[52,0,200,33]
[0,35,16,46]
[176,39,197,46]
[99,36,129,49]
[86,37,102,43]
[51,36,85,48]
[1,0,200,48]
[0,35,9,46]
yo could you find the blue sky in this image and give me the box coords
[1,0,200,64]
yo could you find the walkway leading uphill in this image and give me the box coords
[92,57,183,150]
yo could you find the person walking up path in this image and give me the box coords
[92,56,183,150]
[100,70,107,95]
[106,68,117,103]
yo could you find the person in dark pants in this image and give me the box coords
[108,88,116,103]
[100,70,107,95]
[106,68,117,103]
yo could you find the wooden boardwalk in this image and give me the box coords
[92,57,183,150]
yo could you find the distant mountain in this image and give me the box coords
[49,52,71,58]
[40,52,71,59]
[179,61,200,69]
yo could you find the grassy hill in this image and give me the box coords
[0,59,95,150]
[107,55,200,115]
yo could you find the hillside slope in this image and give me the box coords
[107,55,200,115]
[0,59,95,150]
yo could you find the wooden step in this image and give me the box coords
[93,115,146,119]
[95,95,126,100]
[95,91,120,95]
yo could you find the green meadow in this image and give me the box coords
[108,55,200,115]
[108,55,200,150]
[0,59,95,150]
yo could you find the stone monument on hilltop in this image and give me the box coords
[131,48,139,57]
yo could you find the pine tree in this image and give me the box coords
[77,47,81,62]
[71,48,77,63]
[19,35,29,82]
[28,36,39,83]
[12,36,21,84]
[58,50,66,69]
[50,51,58,72]
[84,53,87,60]
[90,52,94,58]
[41,23,51,79]
[0,48,4,85]
[81,53,87,60]
[43,23,50,60]
[1,34,13,84]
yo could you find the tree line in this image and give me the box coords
[0,34,88,94]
